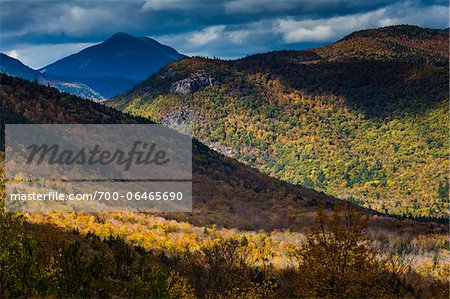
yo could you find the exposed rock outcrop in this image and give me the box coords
[170,70,218,95]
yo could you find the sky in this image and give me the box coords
[0,0,448,69]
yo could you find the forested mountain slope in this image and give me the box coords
[108,25,449,218]
[315,25,448,65]
[2,73,355,231]
[1,71,448,299]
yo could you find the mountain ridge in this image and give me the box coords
[315,25,448,65]
[0,53,106,100]
[0,53,40,80]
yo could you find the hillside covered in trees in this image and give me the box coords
[0,73,345,231]
[109,25,449,219]
[0,73,448,298]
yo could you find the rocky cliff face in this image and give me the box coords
[170,70,218,95]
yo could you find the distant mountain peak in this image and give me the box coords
[38,32,186,98]
[104,32,140,43]
[110,32,133,38]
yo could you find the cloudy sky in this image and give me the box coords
[0,0,448,69]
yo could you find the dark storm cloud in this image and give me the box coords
[0,0,448,68]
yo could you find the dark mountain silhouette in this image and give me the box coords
[0,53,42,80]
[39,32,185,98]
[0,53,104,100]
